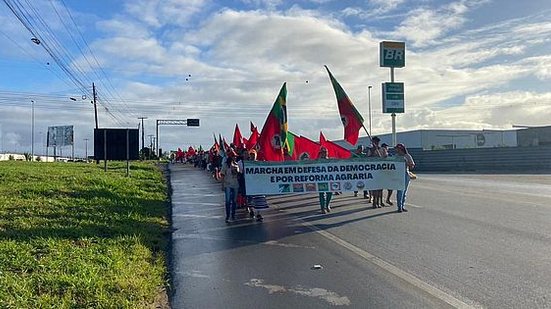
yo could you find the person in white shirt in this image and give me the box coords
[221,156,240,222]
[395,143,415,213]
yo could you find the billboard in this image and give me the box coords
[47,125,74,147]
[94,128,139,160]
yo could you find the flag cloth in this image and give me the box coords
[287,131,298,159]
[297,135,321,160]
[218,134,226,157]
[320,131,352,159]
[222,137,230,152]
[325,65,364,146]
[233,123,243,148]
[213,133,220,151]
[257,83,288,161]
[246,125,260,150]
[250,121,257,133]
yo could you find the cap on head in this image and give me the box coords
[372,136,380,143]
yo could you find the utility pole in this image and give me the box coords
[92,83,98,130]
[367,85,372,136]
[138,117,147,159]
[93,83,99,164]
[31,100,34,161]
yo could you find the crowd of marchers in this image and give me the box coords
[173,135,415,224]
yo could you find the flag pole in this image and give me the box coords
[361,124,373,142]
[360,124,382,157]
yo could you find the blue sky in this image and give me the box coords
[1,0,550,155]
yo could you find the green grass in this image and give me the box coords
[0,161,170,308]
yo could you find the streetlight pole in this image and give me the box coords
[138,117,147,159]
[368,85,372,136]
[148,134,154,160]
[31,99,34,161]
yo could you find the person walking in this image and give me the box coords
[248,149,267,222]
[317,147,333,214]
[367,137,385,208]
[381,143,394,205]
[395,143,415,213]
[221,155,240,222]
[352,145,370,200]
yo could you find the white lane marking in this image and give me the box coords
[173,214,223,219]
[176,193,221,197]
[172,234,257,246]
[176,270,210,278]
[264,240,315,249]
[299,221,480,309]
[172,202,221,206]
[407,203,423,208]
[245,278,351,306]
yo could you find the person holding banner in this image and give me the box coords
[352,145,370,201]
[221,156,240,222]
[368,137,386,208]
[395,143,415,213]
[247,149,267,222]
[317,147,333,214]
[381,143,394,206]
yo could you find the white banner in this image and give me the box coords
[244,158,406,195]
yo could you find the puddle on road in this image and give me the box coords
[245,278,351,306]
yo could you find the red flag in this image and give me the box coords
[296,135,321,160]
[250,121,257,133]
[246,126,260,150]
[222,137,230,152]
[257,83,288,161]
[233,124,243,148]
[320,131,351,159]
[325,65,364,145]
[213,133,220,151]
[218,134,226,156]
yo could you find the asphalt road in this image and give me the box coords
[169,164,551,308]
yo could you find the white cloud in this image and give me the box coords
[124,0,208,28]
[392,0,488,47]
[84,3,551,145]
[2,0,551,153]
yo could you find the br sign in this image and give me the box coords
[380,41,405,68]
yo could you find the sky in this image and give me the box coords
[1,0,550,157]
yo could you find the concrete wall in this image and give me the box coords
[0,154,60,162]
[409,146,551,172]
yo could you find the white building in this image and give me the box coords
[336,129,519,150]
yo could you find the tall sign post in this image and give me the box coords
[155,119,200,159]
[380,41,405,146]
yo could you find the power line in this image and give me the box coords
[1,0,132,126]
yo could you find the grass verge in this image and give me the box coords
[0,161,169,308]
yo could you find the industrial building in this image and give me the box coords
[335,126,551,172]
[338,126,551,150]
